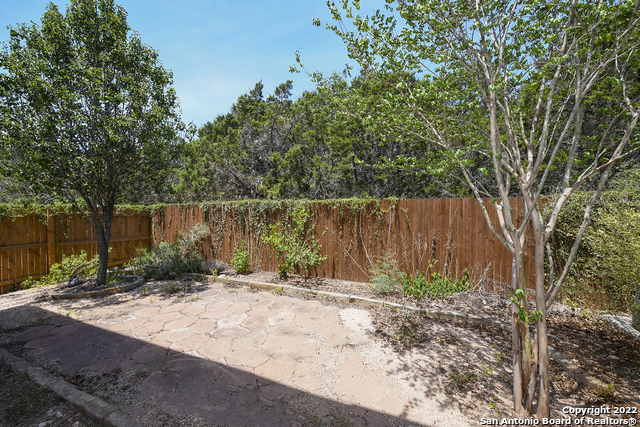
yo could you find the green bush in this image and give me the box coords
[21,250,99,288]
[369,251,402,294]
[128,224,208,279]
[262,205,327,279]
[231,242,251,274]
[551,170,640,312]
[402,267,470,299]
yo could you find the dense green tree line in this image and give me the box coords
[171,73,469,202]
[2,68,637,205]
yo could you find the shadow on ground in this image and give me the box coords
[0,301,436,427]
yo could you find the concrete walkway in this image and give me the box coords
[0,279,478,426]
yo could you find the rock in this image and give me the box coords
[68,277,83,286]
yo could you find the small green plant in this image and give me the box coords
[510,289,544,323]
[182,283,189,301]
[596,383,616,402]
[141,286,149,297]
[396,325,415,345]
[231,242,251,274]
[369,251,402,294]
[271,286,284,295]
[495,351,506,369]
[402,263,470,299]
[105,266,126,288]
[162,281,183,295]
[21,250,99,288]
[488,395,498,411]
[482,364,494,386]
[482,364,494,378]
[448,368,479,389]
[262,205,327,279]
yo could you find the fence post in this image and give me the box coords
[149,211,153,250]
[47,209,56,273]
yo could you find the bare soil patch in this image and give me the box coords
[0,362,99,427]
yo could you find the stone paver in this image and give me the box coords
[216,313,248,328]
[0,279,479,427]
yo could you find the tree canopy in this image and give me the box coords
[0,0,190,285]
[174,74,467,202]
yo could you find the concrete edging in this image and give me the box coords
[51,275,145,300]
[213,274,640,410]
[0,348,141,427]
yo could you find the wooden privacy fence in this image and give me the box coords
[152,198,536,290]
[1,198,536,295]
[0,211,150,294]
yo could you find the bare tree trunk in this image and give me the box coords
[510,259,525,415]
[516,250,534,414]
[91,207,114,288]
[533,221,550,418]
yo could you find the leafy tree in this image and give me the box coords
[302,0,640,417]
[0,0,190,286]
[176,74,468,201]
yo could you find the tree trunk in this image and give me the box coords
[516,251,534,414]
[534,232,550,418]
[510,259,525,415]
[632,285,640,332]
[92,207,114,288]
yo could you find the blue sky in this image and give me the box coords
[1,0,389,128]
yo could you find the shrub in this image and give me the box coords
[402,267,470,299]
[552,170,640,312]
[128,224,208,279]
[231,242,251,274]
[21,250,99,289]
[369,251,402,294]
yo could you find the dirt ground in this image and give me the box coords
[0,271,638,426]
[0,362,99,427]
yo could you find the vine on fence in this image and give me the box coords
[262,205,327,279]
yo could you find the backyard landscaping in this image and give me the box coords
[0,211,637,426]
[0,267,638,426]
